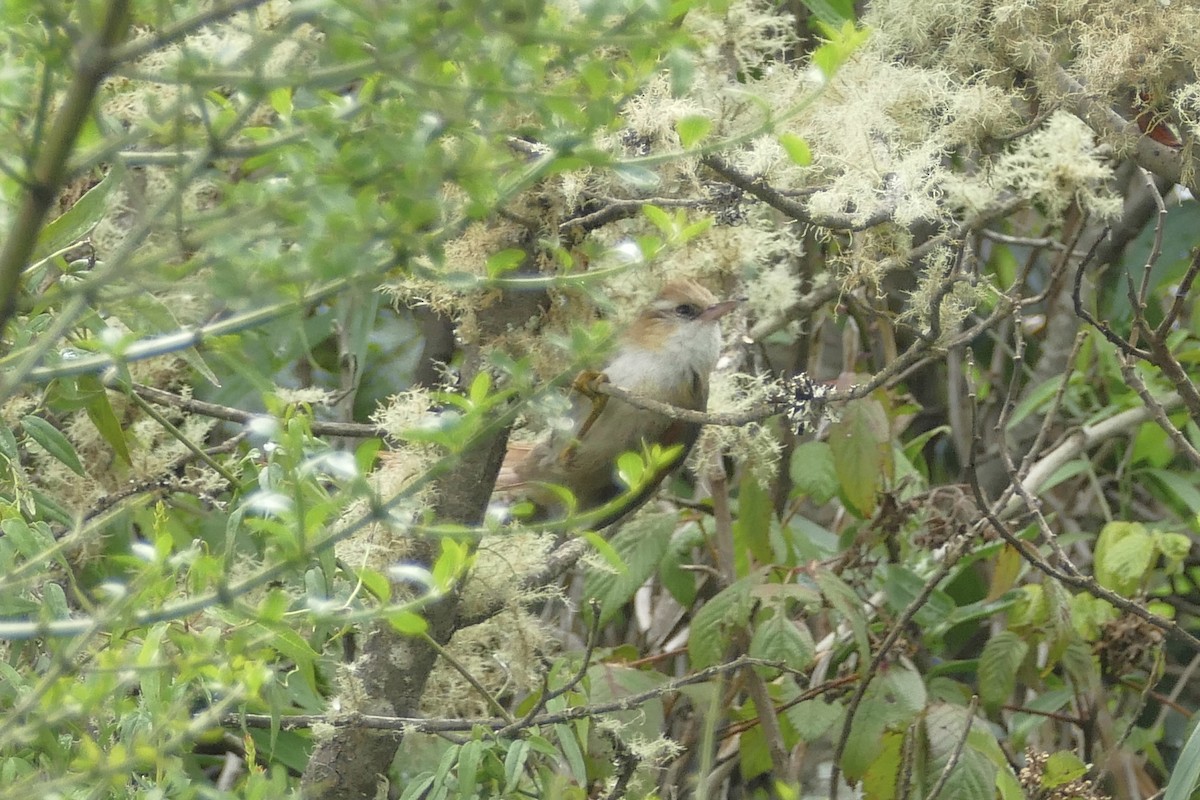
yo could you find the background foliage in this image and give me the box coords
[5,1,1200,799]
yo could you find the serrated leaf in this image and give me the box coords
[790,440,838,503]
[1158,531,1192,563]
[582,530,627,573]
[688,575,756,668]
[987,544,1023,602]
[583,512,674,625]
[814,568,870,667]
[585,663,668,738]
[931,745,996,800]
[978,631,1028,711]
[735,471,775,566]
[21,416,85,476]
[828,398,892,517]
[1042,751,1088,788]
[778,132,812,165]
[675,115,712,148]
[749,608,815,671]
[1094,521,1152,596]
[860,729,904,800]
[1058,637,1097,695]
[841,666,925,781]
[785,696,843,742]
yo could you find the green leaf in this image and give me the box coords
[931,745,996,800]
[583,512,675,625]
[614,163,660,190]
[582,530,627,573]
[1042,751,1088,789]
[585,663,668,738]
[828,397,892,517]
[749,608,815,671]
[42,582,69,620]
[811,21,869,78]
[642,203,673,234]
[814,568,870,667]
[978,631,1028,711]
[784,696,843,742]
[790,440,838,503]
[0,424,18,464]
[860,730,905,800]
[1147,468,1200,515]
[503,740,530,793]
[881,564,957,631]
[735,470,775,567]
[841,666,925,781]
[79,377,131,465]
[35,167,120,258]
[1094,521,1152,596]
[1164,711,1200,800]
[21,416,85,476]
[399,774,436,800]
[675,114,712,149]
[778,132,812,165]
[1005,376,1061,430]
[555,722,587,783]
[456,739,482,797]
[659,524,702,607]
[387,610,429,636]
[1157,531,1192,566]
[486,248,526,277]
[801,0,856,25]
[688,574,756,668]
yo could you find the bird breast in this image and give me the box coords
[605,320,721,405]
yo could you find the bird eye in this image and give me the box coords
[675,303,701,319]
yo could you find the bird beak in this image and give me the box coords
[699,297,742,321]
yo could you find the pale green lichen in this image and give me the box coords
[420,611,556,720]
[689,371,783,488]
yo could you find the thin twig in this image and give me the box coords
[926,696,980,800]
[131,383,384,438]
[701,155,896,231]
[1156,247,1200,340]
[828,537,967,799]
[127,391,243,488]
[420,633,515,724]
[224,654,795,733]
[1117,355,1200,469]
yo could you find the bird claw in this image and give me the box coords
[572,369,609,398]
[562,370,610,463]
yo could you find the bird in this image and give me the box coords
[498,278,740,527]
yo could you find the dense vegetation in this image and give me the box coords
[4,1,1200,798]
